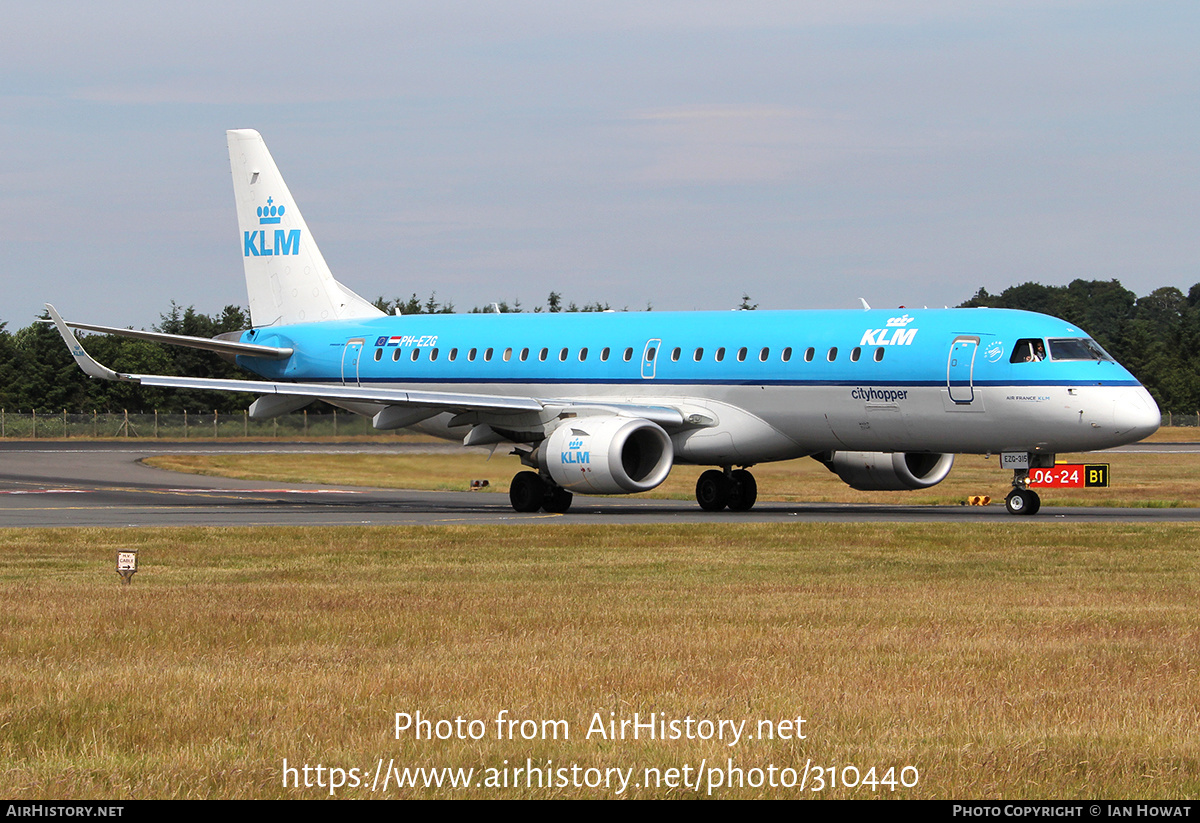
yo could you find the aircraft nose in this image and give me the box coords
[1114,387,1160,442]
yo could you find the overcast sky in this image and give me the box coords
[2,1,1197,328]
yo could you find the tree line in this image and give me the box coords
[2,280,1197,414]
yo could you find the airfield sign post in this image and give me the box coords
[116,550,138,585]
[1028,463,1110,488]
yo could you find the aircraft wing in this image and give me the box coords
[46,304,685,426]
[42,315,293,359]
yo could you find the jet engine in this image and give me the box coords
[538,417,674,495]
[816,451,955,491]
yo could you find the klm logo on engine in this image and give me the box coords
[561,437,590,465]
[244,197,300,257]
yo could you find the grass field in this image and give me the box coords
[2,524,1198,799]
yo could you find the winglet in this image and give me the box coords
[859,298,872,311]
[44,304,132,382]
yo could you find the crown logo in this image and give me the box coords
[257,196,285,225]
[885,314,914,327]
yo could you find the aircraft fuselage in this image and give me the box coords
[235,306,1159,463]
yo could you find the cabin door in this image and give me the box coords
[641,338,661,379]
[946,336,979,404]
[342,338,364,386]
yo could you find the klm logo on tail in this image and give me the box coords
[244,196,301,257]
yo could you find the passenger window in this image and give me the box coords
[430,348,439,361]
[716,347,725,362]
[781,347,792,362]
[759,347,769,362]
[560,348,569,362]
[646,347,656,361]
[804,347,815,362]
[850,347,860,362]
[519,347,528,362]
[392,349,401,362]
[694,348,704,361]
[827,347,838,362]
[623,347,633,362]
[874,348,884,362]
[449,348,458,361]
[737,347,747,362]
[601,347,610,361]
[1010,339,1046,363]
[671,347,681,362]
[484,348,493,362]
[411,349,419,362]
[468,348,477,362]
[374,348,382,361]
[539,348,548,361]
[579,347,588,361]
[503,348,512,362]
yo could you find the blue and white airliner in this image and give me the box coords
[48,130,1161,515]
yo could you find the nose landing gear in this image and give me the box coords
[1004,453,1053,515]
[1005,486,1040,515]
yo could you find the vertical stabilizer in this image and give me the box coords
[227,129,383,327]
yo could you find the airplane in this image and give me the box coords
[47,129,1161,516]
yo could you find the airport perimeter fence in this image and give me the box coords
[0,409,1196,440]
[0,409,385,439]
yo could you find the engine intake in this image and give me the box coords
[539,417,674,495]
[817,451,955,491]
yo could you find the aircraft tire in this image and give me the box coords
[510,471,546,513]
[1005,488,1041,516]
[727,469,757,512]
[542,485,573,513]
[696,470,730,512]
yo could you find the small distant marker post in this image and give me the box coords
[117,550,138,585]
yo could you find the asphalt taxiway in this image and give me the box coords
[0,440,1196,527]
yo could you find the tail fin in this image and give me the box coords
[227,129,383,327]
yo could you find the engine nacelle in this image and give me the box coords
[817,451,955,491]
[539,417,674,495]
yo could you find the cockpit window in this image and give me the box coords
[1047,338,1114,362]
[1010,338,1046,363]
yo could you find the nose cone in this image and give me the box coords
[1114,387,1160,444]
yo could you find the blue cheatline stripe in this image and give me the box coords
[282,376,1145,389]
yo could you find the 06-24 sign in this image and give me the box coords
[1028,463,1109,488]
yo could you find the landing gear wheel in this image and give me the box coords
[696,470,730,511]
[727,469,758,512]
[510,471,546,513]
[542,485,573,513]
[1005,488,1041,516]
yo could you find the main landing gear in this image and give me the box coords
[695,468,758,512]
[509,471,573,513]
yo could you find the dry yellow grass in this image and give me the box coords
[1,524,1198,799]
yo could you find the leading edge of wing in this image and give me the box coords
[42,312,293,360]
[45,303,685,424]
